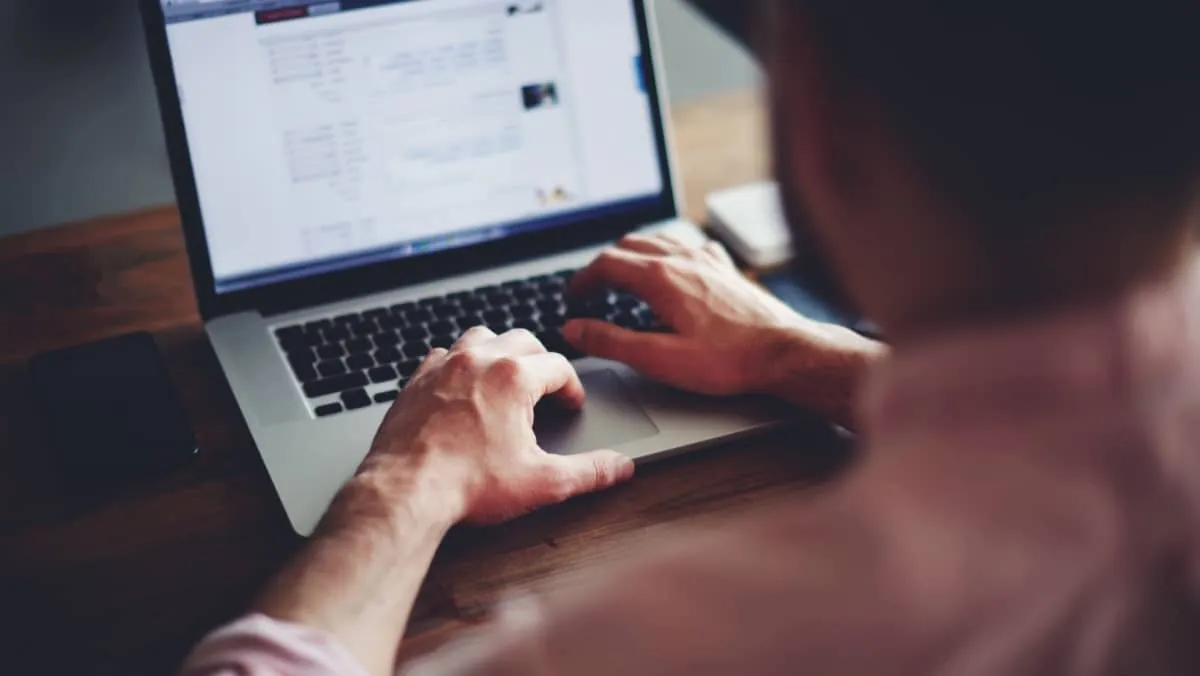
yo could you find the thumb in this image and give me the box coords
[536,451,636,506]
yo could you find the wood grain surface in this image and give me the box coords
[0,90,850,675]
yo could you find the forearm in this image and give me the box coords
[254,467,461,676]
[761,323,885,430]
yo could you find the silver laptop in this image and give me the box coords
[142,0,789,535]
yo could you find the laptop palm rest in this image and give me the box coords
[535,369,660,455]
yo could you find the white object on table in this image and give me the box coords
[705,181,794,269]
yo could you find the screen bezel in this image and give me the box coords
[140,0,680,319]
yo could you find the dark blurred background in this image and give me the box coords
[0,0,759,237]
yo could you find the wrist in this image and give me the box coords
[757,323,885,429]
[321,453,467,541]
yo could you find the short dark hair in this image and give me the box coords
[788,2,1200,230]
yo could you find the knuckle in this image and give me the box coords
[648,258,674,281]
[460,326,491,341]
[446,349,481,374]
[488,356,525,384]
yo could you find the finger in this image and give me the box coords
[412,347,450,379]
[568,248,662,301]
[616,233,672,256]
[534,451,636,506]
[453,326,496,351]
[563,319,700,384]
[704,239,736,266]
[654,232,696,255]
[486,328,548,358]
[522,352,586,408]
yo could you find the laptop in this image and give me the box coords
[141,0,790,535]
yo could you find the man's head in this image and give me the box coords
[763,2,1200,336]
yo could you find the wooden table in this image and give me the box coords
[0,91,851,675]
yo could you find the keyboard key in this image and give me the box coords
[345,338,372,354]
[334,313,360,325]
[349,320,377,338]
[430,335,455,349]
[374,347,402,364]
[275,325,304,341]
[487,320,512,334]
[460,297,488,313]
[346,353,375,371]
[539,280,566,296]
[484,292,511,307]
[513,318,542,333]
[374,391,400,404]
[292,363,319,384]
[615,293,641,311]
[374,331,402,347]
[397,359,421,378]
[315,403,344,418]
[474,284,501,295]
[510,303,536,320]
[391,301,417,316]
[341,389,372,410]
[378,314,405,330]
[429,320,457,336]
[512,285,539,301]
[317,343,346,360]
[431,302,459,319]
[318,360,348,378]
[447,291,473,302]
[304,319,333,334]
[278,334,309,352]
[287,346,318,364]
[402,325,430,341]
[553,269,576,280]
[368,365,397,383]
[457,313,485,329]
[403,340,431,360]
[418,296,444,308]
[323,326,350,343]
[484,309,510,324]
[304,372,369,398]
[501,280,527,291]
[538,299,566,317]
[407,308,434,324]
[363,308,390,321]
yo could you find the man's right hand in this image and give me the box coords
[565,234,883,427]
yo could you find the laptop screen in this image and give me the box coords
[159,0,668,294]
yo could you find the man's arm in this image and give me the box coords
[212,328,635,676]
[183,236,880,675]
[564,234,885,429]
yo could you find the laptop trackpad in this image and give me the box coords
[535,369,659,455]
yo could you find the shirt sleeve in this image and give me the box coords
[180,614,370,676]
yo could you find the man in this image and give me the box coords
[184,1,1200,674]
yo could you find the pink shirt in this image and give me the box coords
[183,266,1200,675]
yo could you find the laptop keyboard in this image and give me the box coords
[272,269,660,418]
